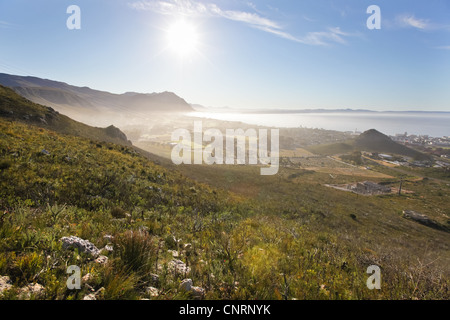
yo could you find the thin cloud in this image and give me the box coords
[0,20,13,28]
[397,14,429,30]
[129,0,353,46]
[435,45,450,50]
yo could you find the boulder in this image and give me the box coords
[0,276,12,294]
[179,279,193,292]
[169,259,190,274]
[191,286,205,299]
[403,210,448,231]
[146,286,159,297]
[83,287,104,300]
[94,255,109,265]
[179,279,205,300]
[60,236,100,257]
[18,283,45,299]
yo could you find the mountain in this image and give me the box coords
[0,73,194,124]
[0,85,131,146]
[355,129,430,160]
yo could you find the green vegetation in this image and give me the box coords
[0,87,448,300]
[306,142,354,156]
[0,85,130,147]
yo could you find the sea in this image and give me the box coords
[189,111,450,138]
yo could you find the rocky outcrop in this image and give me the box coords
[83,287,105,300]
[179,279,205,300]
[403,210,449,232]
[145,286,159,297]
[61,236,100,257]
[0,276,12,295]
[169,259,190,274]
[94,255,109,265]
[18,283,45,299]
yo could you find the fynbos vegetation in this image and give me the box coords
[0,87,449,300]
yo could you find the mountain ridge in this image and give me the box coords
[0,73,194,122]
[0,84,131,146]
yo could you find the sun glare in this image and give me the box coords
[167,20,199,58]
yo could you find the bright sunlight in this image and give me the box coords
[167,20,199,58]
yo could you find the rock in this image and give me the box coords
[103,245,114,252]
[191,286,205,299]
[83,293,97,300]
[83,287,104,300]
[146,286,159,297]
[82,273,92,283]
[179,279,205,300]
[179,279,193,292]
[94,255,109,265]
[19,283,45,299]
[169,259,190,274]
[60,236,100,257]
[403,210,448,231]
[0,276,12,294]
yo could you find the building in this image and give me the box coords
[347,181,391,195]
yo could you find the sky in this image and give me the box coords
[0,0,449,111]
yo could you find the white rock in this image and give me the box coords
[191,286,205,299]
[0,276,12,294]
[82,273,92,283]
[94,255,109,265]
[19,283,45,299]
[168,259,190,274]
[60,236,100,257]
[146,286,159,297]
[179,279,193,292]
[83,293,97,300]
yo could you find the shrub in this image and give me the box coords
[14,252,44,285]
[101,264,139,300]
[114,230,156,274]
[0,160,12,171]
[110,207,126,219]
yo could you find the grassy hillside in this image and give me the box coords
[306,142,355,155]
[0,85,130,146]
[0,117,448,299]
[0,87,448,300]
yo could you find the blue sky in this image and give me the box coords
[0,0,449,111]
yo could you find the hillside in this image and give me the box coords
[0,86,448,300]
[0,73,194,120]
[0,85,131,146]
[355,129,430,160]
[305,129,430,160]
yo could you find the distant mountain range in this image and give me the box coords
[191,105,450,114]
[0,85,131,146]
[0,73,193,125]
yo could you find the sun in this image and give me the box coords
[167,20,199,58]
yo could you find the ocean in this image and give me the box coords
[189,111,450,138]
